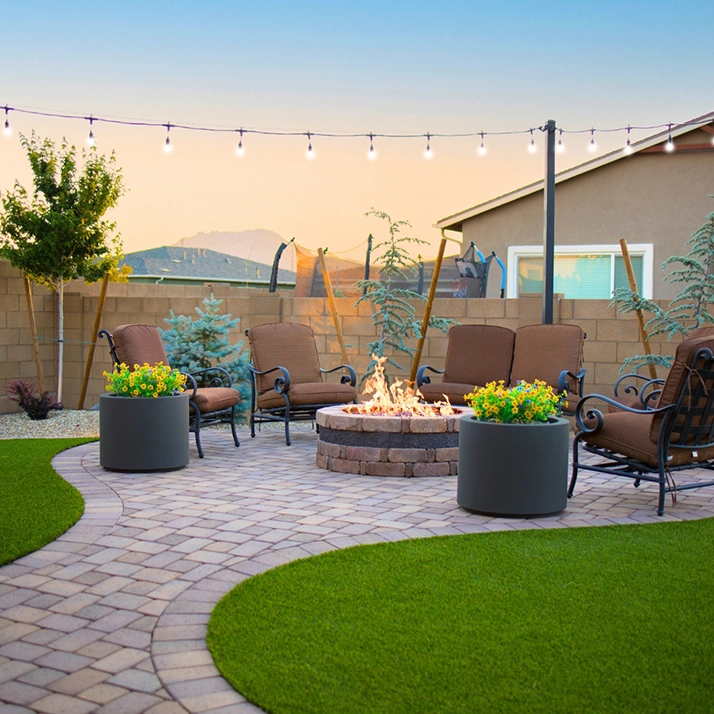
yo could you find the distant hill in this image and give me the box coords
[174,229,296,272]
[122,246,296,283]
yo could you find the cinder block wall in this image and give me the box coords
[0,259,677,413]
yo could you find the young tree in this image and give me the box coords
[612,201,714,372]
[0,132,125,402]
[160,294,252,417]
[355,209,454,384]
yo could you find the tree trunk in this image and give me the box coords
[78,272,110,409]
[57,277,64,404]
[23,276,45,394]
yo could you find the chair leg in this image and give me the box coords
[657,467,666,516]
[284,411,291,446]
[250,409,256,438]
[568,434,582,498]
[193,413,204,459]
[229,406,240,448]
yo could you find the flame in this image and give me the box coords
[346,355,455,417]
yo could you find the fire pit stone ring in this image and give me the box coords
[316,405,470,477]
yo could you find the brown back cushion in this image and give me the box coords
[248,322,322,394]
[510,324,584,390]
[442,325,515,386]
[687,325,714,339]
[112,324,170,369]
[650,334,714,442]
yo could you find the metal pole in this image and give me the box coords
[543,119,556,325]
[269,237,294,293]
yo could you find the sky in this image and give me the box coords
[1,0,713,262]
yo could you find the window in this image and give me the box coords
[506,244,653,299]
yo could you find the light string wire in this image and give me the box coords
[1,105,712,148]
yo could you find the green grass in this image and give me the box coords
[208,521,714,714]
[0,438,91,567]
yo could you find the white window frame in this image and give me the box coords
[506,243,654,299]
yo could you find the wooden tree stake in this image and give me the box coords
[317,248,349,366]
[23,275,45,394]
[620,238,657,380]
[409,233,448,384]
[77,272,110,410]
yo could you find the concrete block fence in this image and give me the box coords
[0,259,678,414]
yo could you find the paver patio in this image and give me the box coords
[1,428,713,713]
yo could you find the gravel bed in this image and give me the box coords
[0,410,100,439]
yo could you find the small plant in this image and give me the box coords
[611,202,714,372]
[465,380,565,424]
[5,379,62,420]
[160,293,251,414]
[103,363,187,398]
[355,209,454,385]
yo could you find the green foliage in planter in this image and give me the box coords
[355,209,454,384]
[611,201,714,372]
[160,293,251,414]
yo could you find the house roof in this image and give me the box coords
[436,111,714,232]
[122,246,296,282]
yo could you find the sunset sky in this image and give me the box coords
[1,0,712,262]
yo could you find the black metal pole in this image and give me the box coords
[268,237,294,293]
[543,119,557,324]
[417,261,425,296]
[363,234,373,296]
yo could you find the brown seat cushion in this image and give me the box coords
[582,411,714,468]
[511,324,584,392]
[190,387,241,414]
[249,323,322,395]
[257,382,357,409]
[112,324,170,368]
[441,325,515,386]
[418,382,475,405]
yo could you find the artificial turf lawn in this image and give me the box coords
[0,438,91,567]
[208,520,714,714]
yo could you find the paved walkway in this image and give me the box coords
[2,428,714,714]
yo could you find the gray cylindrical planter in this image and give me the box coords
[457,415,569,517]
[100,392,190,472]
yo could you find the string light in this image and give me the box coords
[623,126,632,154]
[528,129,536,154]
[424,132,433,159]
[367,132,376,160]
[164,124,172,153]
[588,128,597,152]
[556,129,564,153]
[477,132,487,156]
[235,128,245,157]
[665,123,674,152]
[305,131,315,160]
[86,117,96,147]
[3,107,10,137]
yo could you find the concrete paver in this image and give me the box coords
[1,428,713,712]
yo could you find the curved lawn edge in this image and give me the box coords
[207,519,714,714]
[0,438,94,567]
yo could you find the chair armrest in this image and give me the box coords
[558,368,586,397]
[321,364,357,387]
[613,373,666,408]
[575,393,675,433]
[183,373,199,400]
[416,364,445,387]
[247,364,291,393]
[186,365,234,388]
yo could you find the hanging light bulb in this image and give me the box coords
[164,124,173,153]
[556,129,564,153]
[367,132,376,160]
[588,128,597,152]
[424,132,433,159]
[305,131,315,159]
[477,132,487,156]
[528,129,536,154]
[86,117,96,147]
[235,128,245,157]
[665,124,674,152]
[3,107,10,137]
[623,126,633,155]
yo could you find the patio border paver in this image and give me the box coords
[2,429,714,713]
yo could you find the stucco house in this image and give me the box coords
[436,112,714,300]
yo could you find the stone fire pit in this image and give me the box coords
[316,405,469,477]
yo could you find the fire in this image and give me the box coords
[346,355,455,417]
